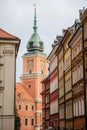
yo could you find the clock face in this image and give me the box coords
[28,60,33,68]
[40,61,44,69]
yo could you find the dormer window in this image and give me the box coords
[74,19,81,30]
[39,42,43,48]
[29,42,33,48]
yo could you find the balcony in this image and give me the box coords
[21,72,47,78]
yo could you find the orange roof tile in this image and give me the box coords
[0,28,18,39]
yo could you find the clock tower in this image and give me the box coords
[16,6,48,130]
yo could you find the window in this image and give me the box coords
[25,105,28,110]
[32,105,34,110]
[21,93,24,98]
[79,100,81,115]
[80,63,83,78]
[25,118,28,126]
[73,102,76,116]
[76,101,79,116]
[28,85,31,88]
[31,118,34,126]
[82,98,84,115]
[40,42,43,48]
[73,98,84,117]
[29,69,32,74]
[19,104,21,110]
[30,42,33,48]
[74,48,77,57]
[47,95,49,103]
[41,70,43,74]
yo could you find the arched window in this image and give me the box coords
[76,101,79,116]
[18,104,21,110]
[30,42,33,48]
[73,102,76,116]
[25,118,28,126]
[77,65,80,80]
[79,99,81,115]
[32,105,34,110]
[82,98,84,115]
[81,63,83,78]
[40,42,43,48]
[25,105,28,110]
[31,118,34,126]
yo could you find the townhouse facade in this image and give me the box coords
[69,8,87,130]
[56,28,74,130]
[41,7,87,130]
[47,37,61,129]
[41,36,62,129]
[56,8,87,130]
[41,76,50,130]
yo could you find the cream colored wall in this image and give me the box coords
[3,45,15,115]
[0,42,17,130]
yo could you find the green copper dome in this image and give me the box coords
[26,6,44,52]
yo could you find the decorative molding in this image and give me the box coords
[3,49,14,55]
[35,98,42,102]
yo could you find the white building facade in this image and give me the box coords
[0,28,20,130]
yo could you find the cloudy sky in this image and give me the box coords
[0,0,87,81]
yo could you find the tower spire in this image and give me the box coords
[33,4,37,33]
[26,4,44,52]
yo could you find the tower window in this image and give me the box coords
[25,105,28,110]
[40,42,43,48]
[29,69,32,74]
[41,70,43,74]
[19,104,21,110]
[32,105,34,110]
[25,118,28,126]
[31,118,34,126]
[21,93,24,98]
[30,42,33,48]
[28,85,31,88]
